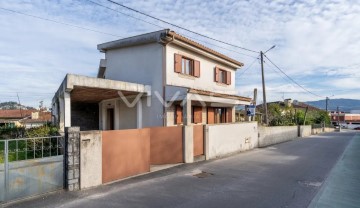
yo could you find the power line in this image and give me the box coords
[263,54,325,98]
[85,0,258,58]
[85,0,165,29]
[238,56,259,76]
[0,7,123,38]
[179,34,258,59]
[103,0,259,53]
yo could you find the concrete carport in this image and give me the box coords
[52,74,151,133]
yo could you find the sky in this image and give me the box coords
[0,0,359,108]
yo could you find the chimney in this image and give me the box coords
[31,112,39,119]
[284,98,293,107]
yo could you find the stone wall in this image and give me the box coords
[64,127,80,191]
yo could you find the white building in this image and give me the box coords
[52,29,251,132]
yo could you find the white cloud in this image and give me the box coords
[0,0,359,107]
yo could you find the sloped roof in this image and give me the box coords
[167,31,244,67]
[21,112,51,124]
[98,29,244,68]
[0,110,33,119]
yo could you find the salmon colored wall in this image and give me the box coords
[150,126,183,165]
[193,125,204,156]
[102,129,150,183]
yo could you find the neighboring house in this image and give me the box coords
[52,29,252,132]
[0,109,32,128]
[0,110,50,128]
[330,111,360,126]
[20,111,52,129]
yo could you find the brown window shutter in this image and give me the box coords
[207,107,215,124]
[194,60,200,77]
[174,54,182,73]
[226,108,233,123]
[175,105,183,124]
[193,107,202,123]
[226,71,231,85]
[214,67,219,82]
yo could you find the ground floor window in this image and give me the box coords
[207,107,232,124]
[214,108,227,123]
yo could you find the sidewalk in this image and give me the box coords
[309,132,360,208]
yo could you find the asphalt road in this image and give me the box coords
[5,131,356,208]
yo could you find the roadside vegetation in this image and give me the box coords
[267,103,331,126]
[0,124,59,140]
[0,124,60,163]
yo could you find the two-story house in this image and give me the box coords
[52,29,251,132]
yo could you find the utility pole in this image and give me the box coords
[259,45,275,125]
[325,97,329,112]
[337,106,340,126]
[252,88,258,122]
[303,106,309,125]
[260,51,268,125]
[17,93,23,117]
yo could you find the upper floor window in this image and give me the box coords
[182,57,193,75]
[214,67,231,85]
[174,54,200,77]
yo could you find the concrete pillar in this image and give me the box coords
[80,131,102,189]
[101,102,106,130]
[183,125,194,163]
[232,106,236,122]
[114,100,120,130]
[183,96,192,125]
[204,125,210,160]
[64,91,71,128]
[99,102,103,130]
[59,96,65,133]
[137,98,143,129]
[65,127,80,191]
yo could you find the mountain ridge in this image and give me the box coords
[305,99,360,112]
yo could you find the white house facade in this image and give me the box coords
[52,29,251,132]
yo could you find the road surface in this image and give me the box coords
[5,131,357,208]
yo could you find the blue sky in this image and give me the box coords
[0,0,359,108]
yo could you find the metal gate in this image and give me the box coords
[0,136,64,203]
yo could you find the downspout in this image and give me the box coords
[160,30,175,126]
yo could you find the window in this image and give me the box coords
[214,108,227,123]
[174,54,200,77]
[219,70,227,84]
[192,106,203,124]
[175,105,183,125]
[214,67,231,85]
[207,107,233,124]
[182,57,193,75]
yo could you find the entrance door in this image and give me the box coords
[106,108,115,130]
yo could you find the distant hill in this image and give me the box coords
[305,99,360,112]
[0,101,36,110]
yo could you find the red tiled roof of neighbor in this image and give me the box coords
[0,109,33,119]
[21,112,52,123]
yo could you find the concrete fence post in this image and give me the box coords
[204,125,210,160]
[64,127,80,191]
[183,125,194,163]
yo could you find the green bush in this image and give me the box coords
[0,124,59,140]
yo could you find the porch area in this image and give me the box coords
[165,87,252,126]
[52,74,151,133]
